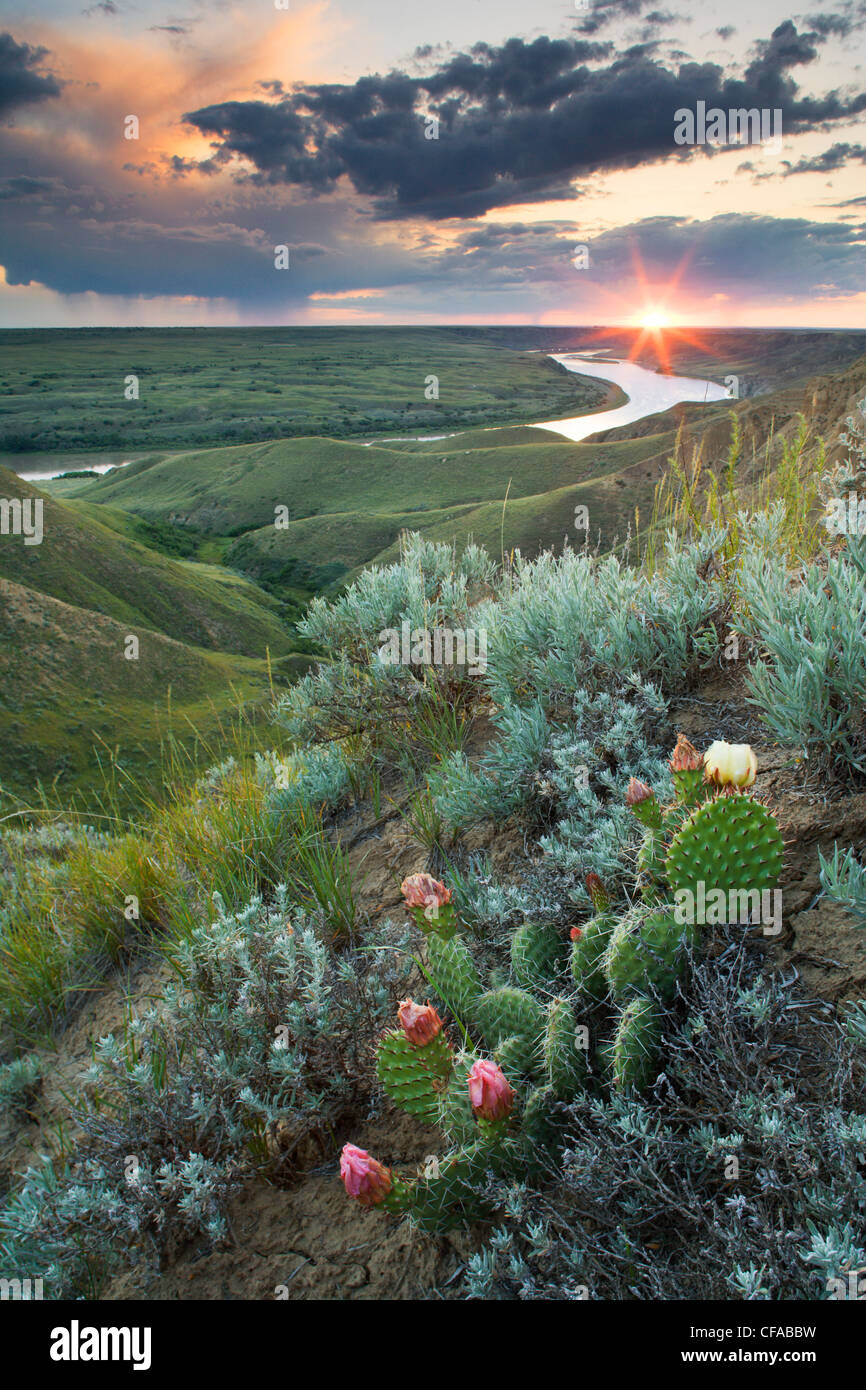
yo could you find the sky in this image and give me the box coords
[0,0,865,326]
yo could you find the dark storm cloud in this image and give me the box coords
[181,24,866,220]
[739,141,866,179]
[0,174,65,199]
[576,0,658,35]
[584,213,866,297]
[0,33,62,116]
[781,142,866,174]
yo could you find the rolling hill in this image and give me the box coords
[0,468,310,801]
[0,468,295,656]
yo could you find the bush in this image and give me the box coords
[0,888,411,1297]
[736,507,866,773]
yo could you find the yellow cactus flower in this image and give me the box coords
[703,740,758,788]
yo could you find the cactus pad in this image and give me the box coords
[495,1032,540,1080]
[426,932,482,1022]
[665,792,784,912]
[570,912,614,999]
[376,1029,453,1123]
[604,902,690,1001]
[476,985,546,1054]
[436,1052,482,1146]
[510,921,561,991]
[611,998,661,1091]
[543,997,587,1098]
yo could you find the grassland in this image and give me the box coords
[0,327,610,454]
[0,467,300,653]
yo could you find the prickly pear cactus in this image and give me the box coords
[389,1140,502,1229]
[604,902,692,1001]
[436,1051,482,1146]
[610,997,661,1091]
[376,1029,453,1123]
[476,985,546,1054]
[570,912,614,998]
[543,996,587,1097]
[510,920,561,991]
[495,1032,541,1081]
[426,932,482,1022]
[665,791,784,907]
[518,1084,562,1162]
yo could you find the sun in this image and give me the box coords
[638,308,672,331]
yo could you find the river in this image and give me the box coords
[533,352,731,441]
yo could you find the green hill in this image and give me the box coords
[0,467,314,800]
[0,468,294,657]
[0,575,290,800]
[64,428,671,541]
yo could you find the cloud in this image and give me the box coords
[584,212,866,300]
[180,24,866,220]
[0,32,62,116]
[739,141,866,179]
[802,9,866,40]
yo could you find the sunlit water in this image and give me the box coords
[533,352,730,442]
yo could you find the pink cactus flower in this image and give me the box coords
[570,926,583,942]
[400,873,452,921]
[397,998,444,1046]
[468,1059,515,1123]
[339,1144,392,1208]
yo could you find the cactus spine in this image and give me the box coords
[543,996,587,1096]
[664,791,784,910]
[604,902,692,1001]
[511,920,561,991]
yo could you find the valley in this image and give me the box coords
[2,325,865,805]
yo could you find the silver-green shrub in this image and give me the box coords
[0,887,410,1297]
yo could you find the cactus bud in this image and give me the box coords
[669,734,708,807]
[626,777,654,806]
[585,872,610,913]
[669,735,702,773]
[570,926,583,941]
[704,740,757,788]
[625,777,663,828]
[467,1059,515,1123]
[339,1144,392,1207]
[397,998,444,1046]
[400,873,457,937]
